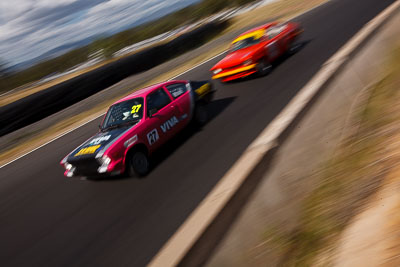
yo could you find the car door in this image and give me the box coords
[145,88,179,150]
[165,83,191,129]
[265,26,284,60]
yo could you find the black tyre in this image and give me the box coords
[257,58,272,76]
[193,103,208,126]
[288,41,301,55]
[127,150,150,177]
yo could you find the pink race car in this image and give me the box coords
[60,80,214,178]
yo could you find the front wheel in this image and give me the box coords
[257,59,272,76]
[127,150,150,177]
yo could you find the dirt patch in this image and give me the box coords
[271,37,400,267]
[261,40,400,267]
[333,42,400,267]
[231,0,326,31]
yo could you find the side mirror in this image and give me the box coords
[149,108,158,117]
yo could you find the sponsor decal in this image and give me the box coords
[180,114,188,121]
[123,112,131,120]
[170,86,185,98]
[123,104,142,120]
[75,145,101,156]
[161,116,179,133]
[147,129,159,145]
[124,135,138,148]
[172,91,182,98]
[89,135,111,145]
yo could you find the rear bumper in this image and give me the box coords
[212,64,257,81]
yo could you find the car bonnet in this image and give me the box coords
[66,123,137,162]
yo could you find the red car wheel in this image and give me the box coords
[257,58,272,76]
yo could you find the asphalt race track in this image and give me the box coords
[0,0,395,266]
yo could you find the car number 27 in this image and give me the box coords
[147,129,159,145]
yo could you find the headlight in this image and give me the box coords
[98,155,111,173]
[64,163,73,170]
[213,68,222,75]
[64,162,76,177]
[101,155,111,165]
[243,59,253,66]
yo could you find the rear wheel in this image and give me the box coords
[288,40,301,55]
[257,58,272,76]
[193,103,208,126]
[127,150,149,177]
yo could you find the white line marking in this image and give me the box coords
[148,1,400,266]
[168,50,227,81]
[0,0,330,168]
[0,89,15,97]
[0,115,102,169]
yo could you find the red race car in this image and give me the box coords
[210,22,303,82]
[60,80,214,178]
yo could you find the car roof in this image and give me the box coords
[113,80,187,104]
[232,22,276,44]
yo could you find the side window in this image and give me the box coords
[166,83,187,99]
[266,24,287,39]
[146,89,171,116]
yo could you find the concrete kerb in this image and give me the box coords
[148,1,400,267]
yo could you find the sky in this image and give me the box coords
[0,0,198,66]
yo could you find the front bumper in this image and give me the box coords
[63,157,124,178]
[212,64,257,81]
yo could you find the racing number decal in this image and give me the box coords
[129,104,142,119]
[147,129,159,145]
[131,104,142,114]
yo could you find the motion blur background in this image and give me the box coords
[2,0,400,266]
[0,0,262,94]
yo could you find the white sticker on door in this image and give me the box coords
[147,129,159,145]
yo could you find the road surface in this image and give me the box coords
[0,0,395,266]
